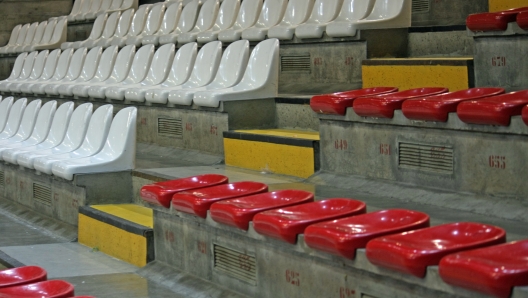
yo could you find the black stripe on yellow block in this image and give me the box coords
[78,206,154,267]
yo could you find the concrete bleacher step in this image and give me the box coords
[223,129,320,179]
[362,57,474,91]
[78,204,154,267]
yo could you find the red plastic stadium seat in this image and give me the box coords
[209,190,314,230]
[310,87,398,115]
[517,11,528,30]
[466,7,528,31]
[252,199,367,244]
[522,105,528,125]
[0,266,47,289]
[366,222,506,278]
[0,280,75,298]
[171,181,268,218]
[353,88,448,118]
[304,209,430,259]
[439,240,528,298]
[457,90,528,126]
[402,88,505,122]
[140,174,229,208]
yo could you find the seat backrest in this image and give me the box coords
[88,13,107,40]
[18,51,39,80]
[12,99,41,141]
[191,0,219,32]
[105,44,135,84]
[74,104,113,156]
[121,44,155,84]
[49,18,68,44]
[64,47,88,81]
[109,0,124,10]
[56,102,93,150]
[91,45,118,82]
[0,97,14,132]
[70,0,85,15]
[6,25,22,47]
[174,0,202,34]
[26,100,57,143]
[0,98,27,139]
[114,8,135,38]
[306,0,343,24]
[210,0,239,31]
[22,22,39,46]
[40,102,74,148]
[31,21,48,45]
[14,23,30,46]
[101,11,121,39]
[39,49,61,81]
[143,3,166,35]
[40,19,57,45]
[231,0,262,30]
[254,0,287,28]
[336,0,375,22]
[121,0,138,10]
[207,39,249,89]
[78,46,103,81]
[142,43,175,85]
[162,42,197,87]
[88,0,103,15]
[127,4,152,37]
[98,0,114,12]
[157,1,183,35]
[27,50,49,80]
[7,52,27,80]
[233,38,279,91]
[182,40,222,88]
[51,48,74,81]
[78,0,93,15]
[365,0,405,20]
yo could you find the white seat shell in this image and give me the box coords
[217,0,263,42]
[0,99,41,147]
[126,3,166,47]
[0,97,15,133]
[196,0,239,43]
[63,13,107,49]
[111,4,152,47]
[77,0,103,21]
[0,98,27,140]
[0,25,22,54]
[30,48,82,95]
[33,17,68,50]
[268,0,315,40]
[1,23,29,54]
[241,0,288,41]
[12,49,60,94]
[158,0,203,45]
[177,0,220,44]
[142,1,183,46]
[0,52,28,91]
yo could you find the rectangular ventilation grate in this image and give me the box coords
[33,183,52,206]
[0,171,4,188]
[214,244,257,285]
[398,142,453,174]
[281,54,311,73]
[157,117,182,138]
[412,0,430,13]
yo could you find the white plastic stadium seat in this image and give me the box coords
[294,0,343,39]
[111,4,152,47]
[217,0,263,42]
[0,98,27,140]
[69,0,91,22]
[0,98,14,133]
[98,0,124,16]
[77,0,103,21]
[168,39,249,105]
[28,19,57,51]
[0,99,41,146]
[86,0,114,20]
[158,0,203,45]
[142,1,183,45]
[0,52,28,91]
[12,22,39,53]
[62,13,107,49]
[34,104,113,175]
[268,0,315,40]
[33,17,68,50]
[241,0,287,41]
[196,0,239,43]
[93,10,131,48]
[0,23,29,54]
[177,0,220,44]
[67,0,85,22]
[52,106,137,180]
[11,49,60,94]
[1,52,39,92]
[32,48,84,95]
[0,25,22,54]
[194,38,279,107]
[146,41,221,104]
[19,21,47,52]
[126,2,166,47]
[327,0,412,37]
[113,0,139,14]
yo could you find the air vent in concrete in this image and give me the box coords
[398,142,453,174]
[33,183,52,206]
[281,54,311,73]
[412,0,430,13]
[0,171,4,188]
[157,117,182,138]
[214,244,257,285]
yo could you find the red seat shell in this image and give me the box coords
[517,11,528,30]
[209,189,315,230]
[140,174,229,208]
[439,240,528,298]
[466,7,528,31]
[353,87,448,118]
[522,104,528,125]
[0,280,75,298]
[457,90,528,126]
[401,88,505,122]
[171,181,268,218]
[310,87,398,115]
[365,222,506,278]
[252,199,367,244]
[0,266,47,289]
[304,209,430,259]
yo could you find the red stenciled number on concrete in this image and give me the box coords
[335,139,348,151]
[140,118,147,125]
[238,254,252,271]
[339,287,356,298]
[489,155,506,169]
[314,57,323,66]
[19,181,25,189]
[185,123,193,132]
[491,57,506,67]
[197,241,207,254]
[380,144,391,155]
[5,177,11,185]
[71,199,79,209]
[285,269,300,286]
[53,194,59,203]
[165,230,175,243]
[210,125,218,136]
[345,57,354,66]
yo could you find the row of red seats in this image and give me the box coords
[140,174,528,298]
[0,265,94,298]
[467,7,528,32]
[310,87,528,126]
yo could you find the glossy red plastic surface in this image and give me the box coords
[252,199,367,244]
[140,174,229,208]
[0,266,47,289]
[353,88,448,118]
[171,181,268,218]
[522,104,528,125]
[304,209,430,259]
[401,88,505,122]
[310,87,398,115]
[517,11,528,29]
[365,222,506,278]
[0,280,75,298]
[209,190,314,230]
[457,90,528,126]
[439,239,528,298]
[466,7,528,31]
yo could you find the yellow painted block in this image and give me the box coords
[235,129,320,140]
[91,204,153,228]
[78,214,148,267]
[224,138,315,179]
[489,0,528,12]
[362,64,470,92]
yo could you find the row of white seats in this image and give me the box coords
[61,0,411,51]
[0,97,136,180]
[0,38,278,108]
[67,0,138,22]
[0,19,67,55]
